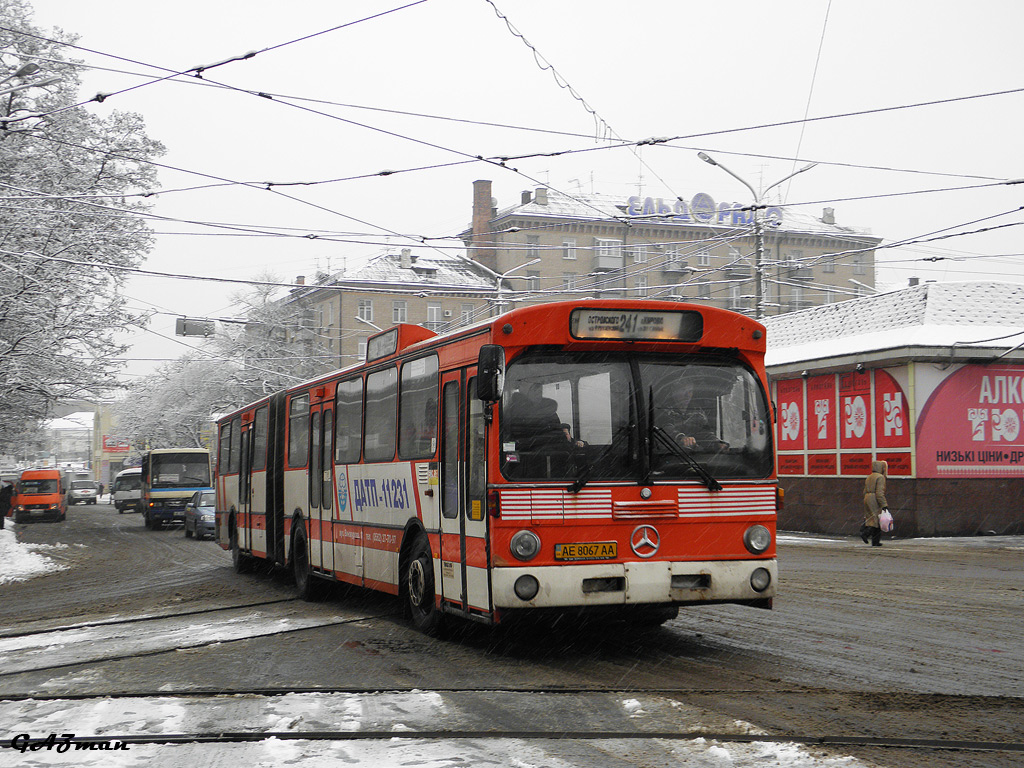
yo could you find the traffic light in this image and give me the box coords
[175,318,215,337]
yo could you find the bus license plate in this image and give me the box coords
[554,542,617,561]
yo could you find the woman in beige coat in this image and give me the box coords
[861,460,889,547]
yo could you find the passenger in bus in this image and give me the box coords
[505,383,562,442]
[560,423,586,448]
[658,380,728,452]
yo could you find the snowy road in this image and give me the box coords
[1,506,1023,767]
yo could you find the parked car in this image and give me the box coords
[183,490,216,540]
[68,479,98,505]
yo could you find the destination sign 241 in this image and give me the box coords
[570,308,703,342]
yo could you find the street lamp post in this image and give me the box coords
[494,258,541,314]
[698,152,816,318]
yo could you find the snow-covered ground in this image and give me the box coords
[0,527,69,584]
[0,691,871,767]
[0,525,874,767]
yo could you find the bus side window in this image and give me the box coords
[364,368,398,462]
[252,406,269,472]
[218,421,232,475]
[227,417,241,474]
[335,378,363,464]
[288,394,310,468]
[399,354,439,460]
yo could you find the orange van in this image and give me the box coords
[12,468,67,523]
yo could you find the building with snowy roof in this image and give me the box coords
[763,281,1024,537]
[276,248,496,371]
[461,180,882,316]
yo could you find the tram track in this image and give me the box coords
[2,729,1022,755]
[0,597,302,640]
[0,608,402,679]
[2,686,1023,759]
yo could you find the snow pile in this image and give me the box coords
[0,528,69,584]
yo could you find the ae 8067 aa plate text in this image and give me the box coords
[553,541,617,561]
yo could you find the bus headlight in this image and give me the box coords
[514,575,540,601]
[743,524,772,554]
[510,530,541,561]
[750,567,772,593]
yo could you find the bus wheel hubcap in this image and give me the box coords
[409,560,426,605]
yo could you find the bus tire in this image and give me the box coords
[404,531,443,636]
[291,519,323,601]
[230,520,253,574]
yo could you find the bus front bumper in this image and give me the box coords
[491,558,777,610]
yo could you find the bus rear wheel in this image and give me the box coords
[405,532,443,636]
[291,519,323,601]
[230,521,253,573]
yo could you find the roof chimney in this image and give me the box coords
[295,275,305,285]
[470,180,497,273]
[521,190,532,205]
[822,207,835,225]
[400,248,412,269]
[909,277,920,287]
[535,187,548,206]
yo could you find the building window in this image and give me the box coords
[697,248,711,267]
[630,245,647,263]
[595,239,622,260]
[357,299,373,323]
[854,254,866,275]
[698,281,711,300]
[526,235,540,259]
[562,238,576,260]
[425,303,443,331]
[392,300,407,324]
[825,288,836,304]
[562,273,578,291]
[823,256,835,274]
[527,270,540,290]
[635,274,648,297]
[728,285,744,311]
[460,303,474,324]
[358,338,367,360]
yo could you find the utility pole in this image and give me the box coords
[698,152,816,319]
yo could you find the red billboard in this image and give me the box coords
[917,365,1024,478]
[102,435,130,453]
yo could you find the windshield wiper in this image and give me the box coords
[567,422,633,494]
[650,426,723,492]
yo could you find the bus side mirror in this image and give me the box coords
[476,345,505,402]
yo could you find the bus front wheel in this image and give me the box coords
[405,532,443,636]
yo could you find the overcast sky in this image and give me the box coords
[21,0,1024,380]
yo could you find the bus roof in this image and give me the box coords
[217,300,767,423]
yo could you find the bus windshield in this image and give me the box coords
[499,352,772,483]
[114,474,141,492]
[19,478,59,494]
[151,453,211,488]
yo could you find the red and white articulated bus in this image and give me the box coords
[216,300,777,633]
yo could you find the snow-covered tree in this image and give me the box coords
[212,276,335,404]
[0,0,164,447]
[111,277,335,450]
[110,356,232,452]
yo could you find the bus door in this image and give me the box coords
[238,417,253,552]
[248,405,270,558]
[439,372,491,616]
[307,404,335,573]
